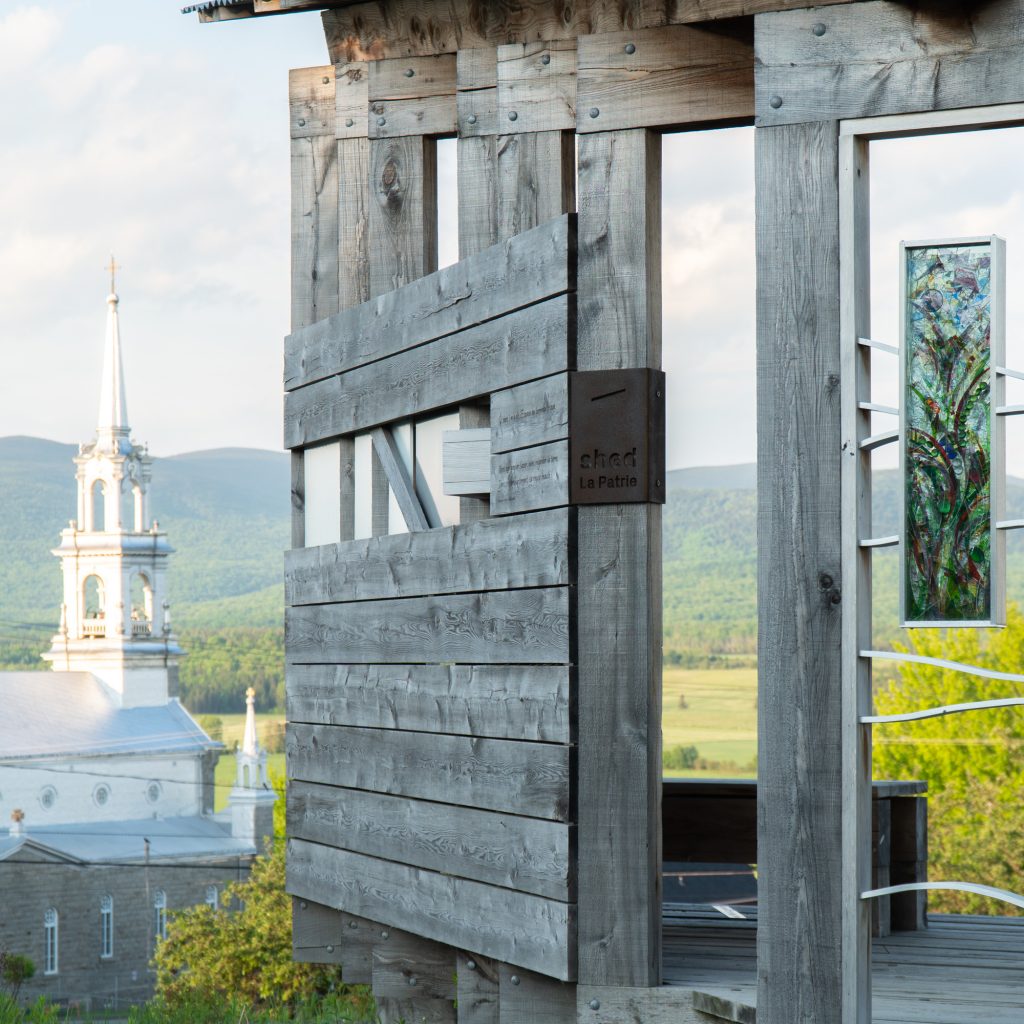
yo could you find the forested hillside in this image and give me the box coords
[5,440,1024,711]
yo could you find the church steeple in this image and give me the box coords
[96,259,130,453]
[42,276,182,708]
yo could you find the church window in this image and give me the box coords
[145,781,161,804]
[132,484,145,532]
[83,575,105,626]
[100,896,113,958]
[90,480,106,532]
[130,573,153,633]
[205,886,218,910]
[44,909,58,974]
[39,785,57,810]
[153,891,167,941]
[93,783,111,807]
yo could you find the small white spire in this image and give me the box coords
[242,687,259,758]
[96,257,130,450]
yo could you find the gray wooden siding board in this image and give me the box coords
[286,587,570,665]
[458,135,499,257]
[458,403,491,522]
[371,931,456,1001]
[284,295,572,449]
[287,724,570,821]
[292,897,345,963]
[498,963,577,1024]
[490,440,570,517]
[285,507,569,605]
[287,839,576,981]
[575,129,662,988]
[496,132,576,240]
[368,134,438,299]
[286,662,570,743]
[288,780,572,900]
[491,374,569,454]
[338,136,371,310]
[756,2,1024,126]
[290,451,305,549]
[755,120,844,1022]
[285,214,574,390]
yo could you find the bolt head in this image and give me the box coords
[326,944,334,953]
[300,901,307,910]
[322,76,330,85]
[297,119,306,127]
[589,999,601,1011]
[377,116,387,126]
[408,976,417,986]
[466,959,476,970]
[510,975,520,986]
[348,920,358,929]
[541,53,551,65]
[812,22,827,36]
[769,95,783,109]
[381,930,389,939]
[468,114,477,125]
[589,107,600,119]
[345,118,354,128]
[405,68,415,77]
[625,42,636,54]
[508,110,518,121]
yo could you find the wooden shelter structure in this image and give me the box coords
[188,2,1024,1021]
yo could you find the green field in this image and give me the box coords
[662,667,757,777]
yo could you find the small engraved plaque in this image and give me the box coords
[569,369,666,505]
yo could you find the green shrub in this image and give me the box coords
[663,744,699,770]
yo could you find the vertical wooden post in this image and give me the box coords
[576,128,662,988]
[755,118,847,1023]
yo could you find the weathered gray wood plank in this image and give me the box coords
[287,838,576,980]
[756,120,844,1022]
[497,132,575,241]
[499,964,577,1024]
[337,136,371,309]
[286,662,570,743]
[287,724,570,820]
[756,2,1024,126]
[290,67,340,331]
[368,133,437,298]
[372,931,456,1001]
[286,587,570,665]
[368,54,457,139]
[335,60,368,140]
[442,428,491,496]
[457,952,498,1024]
[371,425,429,531]
[285,214,574,390]
[292,897,346,964]
[338,436,355,542]
[491,374,569,454]
[496,40,577,133]
[576,23,753,134]
[576,128,662,989]
[290,451,305,548]
[286,507,570,604]
[578,985,720,1024]
[288,780,572,899]
[283,294,572,448]
[458,402,491,522]
[490,440,569,517]
[457,47,498,142]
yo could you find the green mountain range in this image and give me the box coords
[4,437,1024,702]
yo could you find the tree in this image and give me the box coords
[873,606,1024,913]
[0,951,34,999]
[152,776,373,1019]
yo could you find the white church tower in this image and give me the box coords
[43,263,182,707]
[228,688,277,847]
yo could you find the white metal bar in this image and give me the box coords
[861,649,1024,685]
[996,365,1024,381]
[859,536,898,549]
[861,881,1024,912]
[859,429,898,452]
[857,402,898,416]
[995,404,1024,416]
[997,519,1024,531]
[856,336,897,355]
[862,697,1024,724]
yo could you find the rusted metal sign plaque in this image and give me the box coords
[569,369,666,504]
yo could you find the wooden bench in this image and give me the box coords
[662,779,928,935]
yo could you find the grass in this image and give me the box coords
[662,667,757,777]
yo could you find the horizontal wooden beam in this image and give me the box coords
[368,54,457,138]
[284,213,574,390]
[284,293,572,448]
[287,508,570,603]
[757,1,1024,125]
[577,23,753,134]
[287,587,570,664]
[288,723,571,819]
[491,440,569,517]
[289,780,573,898]
[491,374,569,454]
[497,40,577,134]
[287,838,576,980]
[286,662,571,742]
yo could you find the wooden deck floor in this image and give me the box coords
[663,911,1024,1023]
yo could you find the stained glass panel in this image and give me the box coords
[902,238,1004,625]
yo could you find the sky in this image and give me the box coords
[2,4,1024,471]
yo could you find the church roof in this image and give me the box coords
[0,672,221,761]
[0,815,256,864]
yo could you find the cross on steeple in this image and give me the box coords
[106,255,120,294]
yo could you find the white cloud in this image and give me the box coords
[0,6,61,74]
